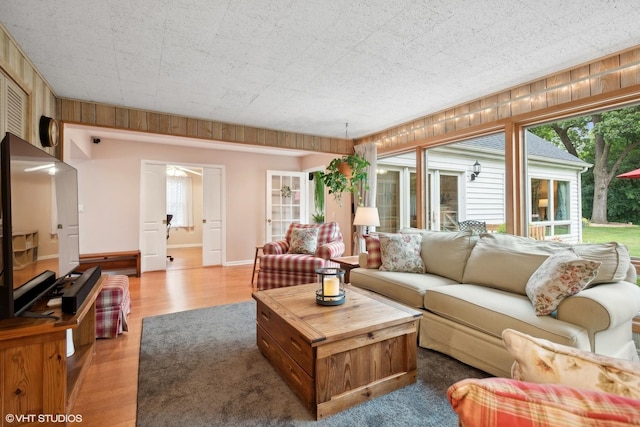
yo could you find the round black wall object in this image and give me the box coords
[39,116,59,147]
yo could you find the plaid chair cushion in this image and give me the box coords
[257,270,318,290]
[257,257,340,290]
[448,377,640,427]
[260,254,325,274]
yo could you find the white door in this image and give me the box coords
[266,171,307,242]
[55,169,80,275]
[429,171,461,231]
[141,162,168,272]
[202,167,224,266]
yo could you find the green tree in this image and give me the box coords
[530,105,640,224]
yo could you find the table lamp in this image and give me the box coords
[353,206,380,235]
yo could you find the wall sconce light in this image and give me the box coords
[470,160,481,181]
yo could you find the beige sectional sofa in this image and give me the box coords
[350,230,640,377]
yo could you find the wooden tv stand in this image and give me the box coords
[0,275,105,426]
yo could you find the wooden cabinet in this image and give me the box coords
[12,231,39,270]
[0,275,104,426]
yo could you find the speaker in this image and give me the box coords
[62,266,102,314]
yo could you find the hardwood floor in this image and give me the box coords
[72,248,256,426]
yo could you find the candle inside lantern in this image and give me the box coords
[323,276,340,296]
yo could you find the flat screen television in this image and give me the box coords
[0,132,80,319]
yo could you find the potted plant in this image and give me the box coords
[321,153,370,206]
[312,171,325,223]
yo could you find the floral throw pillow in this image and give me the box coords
[525,250,600,315]
[287,227,319,254]
[503,328,640,399]
[379,233,425,273]
[364,234,382,269]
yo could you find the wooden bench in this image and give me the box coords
[77,250,141,277]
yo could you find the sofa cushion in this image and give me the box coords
[462,233,564,295]
[350,268,455,308]
[424,284,590,348]
[364,234,382,269]
[287,227,319,254]
[572,242,631,285]
[379,233,425,273]
[448,377,640,427]
[525,250,601,315]
[401,228,476,281]
[419,230,476,282]
[503,328,640,399]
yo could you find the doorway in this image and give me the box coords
[265,170,308,242]
[166,165,203,270]
[141,161,225,272]
[428,172,461,231]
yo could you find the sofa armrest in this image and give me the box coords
[625,261,638,284]
[358,252,369,268]
[556,281,640,333]
[316,240,345,260]
[263,240,289,255]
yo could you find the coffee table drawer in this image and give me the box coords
[257,323,314,410]
[256,300,314,375]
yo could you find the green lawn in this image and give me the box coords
[582,225,640,257]
[581,225,640,286]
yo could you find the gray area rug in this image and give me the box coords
[137,300,491,426]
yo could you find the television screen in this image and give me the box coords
[0,133,80,318]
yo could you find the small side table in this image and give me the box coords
[251,245,264,286]
[330,255,360,283]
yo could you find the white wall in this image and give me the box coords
[69,138,343,263]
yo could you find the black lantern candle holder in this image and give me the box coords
[315,267,346,306]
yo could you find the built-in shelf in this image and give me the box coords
[12,230,39,270]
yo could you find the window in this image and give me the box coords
[166,175,193,228]
[374,164,417,233]
[530,178,571,237]
[376,170,400,232]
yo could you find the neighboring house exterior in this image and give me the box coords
[377,131,589,243]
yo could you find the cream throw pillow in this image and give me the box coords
[525,251,601,315]
[502,328,640,399]
[287,227,318,254]
[379,233,425,273]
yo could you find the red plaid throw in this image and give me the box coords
[448,377,640,427]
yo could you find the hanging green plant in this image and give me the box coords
[320,153,370,206]
[312,171,325,223]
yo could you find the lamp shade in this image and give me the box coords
[353,207,380,227]
[538,198,548,208]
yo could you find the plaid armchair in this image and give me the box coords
[257,222,345,290]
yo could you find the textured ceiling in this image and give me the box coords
[2,1,640,139]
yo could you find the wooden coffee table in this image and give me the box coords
[252,283,422,419]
